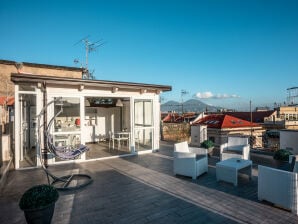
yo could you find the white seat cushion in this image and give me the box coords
[174,141,189,153]
[227,145,243,152]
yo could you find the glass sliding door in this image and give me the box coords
[51,97,82,162]
[134,100,153,151]
[19,93,37,168]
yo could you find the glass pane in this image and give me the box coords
[52,97,81,162]
[144,101,152,126]
[135,129,152,151]
[54,97,80,132]
[134,101,143,126]
[134,100,152,127]
[134,100,153,151]
[53,134,81,148]
[19,85,36,91]
[53,133,82,162]
[19,94,37,168]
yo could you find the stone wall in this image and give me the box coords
[161,122,190,142]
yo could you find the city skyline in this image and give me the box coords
[1,0,298,110]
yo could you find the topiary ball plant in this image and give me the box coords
[200,140,214,157]
[19,184,59,211]
[273,149,292,162]
[200,140,214,149]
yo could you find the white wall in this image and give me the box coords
[191,125,207,146]
[280,130,298,155]
[84,107,122,142]
[96,107,121,137]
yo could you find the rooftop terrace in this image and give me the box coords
[1,141,297,224]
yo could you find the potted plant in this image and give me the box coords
[273,149,292,168]
[19,184,59,224]
[200,140,214,157]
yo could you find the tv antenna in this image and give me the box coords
[74,35,105,79]
[181,89,189,114]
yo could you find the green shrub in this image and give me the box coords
[273,149,292,162]
[19,184,59,210]
[200,140,214,149]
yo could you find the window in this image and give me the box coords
[289,114,293,121]
[19,84,36,91]
[134,100,153,151]
[134,100,152,127]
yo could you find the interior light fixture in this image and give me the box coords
[37,83,42,89]
[140,89,147,94]
[85,98,90,106]
[112,87,119,93]
[79,85,84,91]
[116,99,123,107]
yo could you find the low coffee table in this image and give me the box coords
[216,158,252,186]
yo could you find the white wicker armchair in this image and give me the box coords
[258,165,298,215]
[173,141,208,179]
[220,136,250,161]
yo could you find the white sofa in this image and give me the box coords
[258,165,298,215]
[173,141,208,179]
[220,137,250,161]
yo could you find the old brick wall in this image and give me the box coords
[20,65,82,79]
[0,64,16,96]
[0,61,82,96]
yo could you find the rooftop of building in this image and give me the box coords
[0,141,297,224]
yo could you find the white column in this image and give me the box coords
[14,85,20,169]
[130,97,135,152]
[80,96,86,160]
[153,95,160,151]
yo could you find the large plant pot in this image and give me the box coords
[273,159,288,169]
[19,184,59,224]
[207,147,214,157]
[23,202,56,224]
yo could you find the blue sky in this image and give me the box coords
[1,0,298,110]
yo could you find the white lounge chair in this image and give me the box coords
[220,136,250,161]
[258,164,298,215]
[173,141,208,179]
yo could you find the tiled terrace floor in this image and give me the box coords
[1,141,297,224]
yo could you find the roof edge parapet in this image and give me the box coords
[11,73,172,92]
[0,59,83,72]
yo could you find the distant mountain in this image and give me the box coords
[161,99,221,113]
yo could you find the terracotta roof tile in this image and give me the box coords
[224,111,275,123]
[193,114,260,128]
[0,96,14,106]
